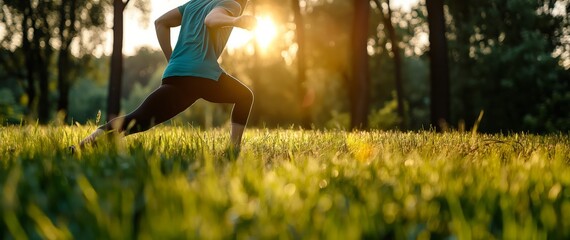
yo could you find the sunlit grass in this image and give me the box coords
[1,125,569,239]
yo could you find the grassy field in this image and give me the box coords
[1,125,569,239]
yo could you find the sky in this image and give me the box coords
[120,0,188,55]
[116,0,420,56]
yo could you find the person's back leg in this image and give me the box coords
[79,79,199,148]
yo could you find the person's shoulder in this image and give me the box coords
[179,1,192,10]
[178,0,195,14]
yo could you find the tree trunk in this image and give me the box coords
[33,3,51,124]
[250,0,260,125]
[37,51,50,124]
[36,37,51,124]
[57,0,75,121]
[22,7,36,114]
[292,0,311,129]
[350,0,371,130]
[19,0,50,123]
[57,47,71,120]
[426,0,450,131]
[107,0,129,121]
[383,0,406,130]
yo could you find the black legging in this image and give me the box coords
[99,73,253,135]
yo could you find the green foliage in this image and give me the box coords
[0,73,26,124]
[0,89,25,124]
[122,47,166,97]
[121,68,163,115]
[402,56,431,129]
[527,87,570,132]
[1,127,570,238]
[368,95,401,129]
[446,0,570,132]
[68,78,107,124]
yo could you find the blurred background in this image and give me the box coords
[0,0,568,132]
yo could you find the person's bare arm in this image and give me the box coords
[204,7,256,30]
[155,8,182,62]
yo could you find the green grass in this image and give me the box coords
[1,125,569,239]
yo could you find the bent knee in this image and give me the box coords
[237,86,254,105]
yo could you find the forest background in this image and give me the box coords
[1,0,569,133]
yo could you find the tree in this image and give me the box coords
[34,1,53,124]
[122,47,165,97]
[57,0,106,122]
[249,0,261,125]
[107,0,129,121]
[107,0,149,121]
[426,0,450,131]
[350,0,371,129]
[292,0,311,128]
[57,0,75,121]
[1,0,109,124]
[372,0,407,130]
[446,0,570,132]
[0,0,56,123]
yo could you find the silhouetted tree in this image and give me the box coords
[350,0,371,129]
[107,0,130,121]
[57,0,106,121]
[426,0,450,131]
[1,0,108,123]
[292,0,311,128]
[107,0,149,121]
[372,0,407,129]
[1,0,55,123]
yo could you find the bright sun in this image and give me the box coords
[227,16,277,52]
[253,16,278,50]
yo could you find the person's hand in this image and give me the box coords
[234,15,257,31]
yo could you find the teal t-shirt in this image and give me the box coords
[162,0,241,81]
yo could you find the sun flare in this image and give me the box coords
[253,16,277,50]
[227,16,277,52]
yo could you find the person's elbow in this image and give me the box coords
[154,17,166,30]
[155,14,178,29]
[154,8,182,29]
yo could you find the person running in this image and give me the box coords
[74,0,256,151]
